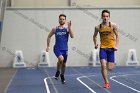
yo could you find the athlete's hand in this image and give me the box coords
[67,20,71,29]
[95,44,98,49]
[114,46,118,51]
[46,47,50,52]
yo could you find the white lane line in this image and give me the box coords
[4,69,18,93]
[44,77,51,93]
[44,73,95,93]
[77,75,96,93]
[110,74,140,93]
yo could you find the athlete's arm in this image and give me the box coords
[113,24,119,51]
[68,21,74,38]
[46,28,55,52]
[93,26,99,49]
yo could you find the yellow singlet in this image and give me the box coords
[99,22,115,48]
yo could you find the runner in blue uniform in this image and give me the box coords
[46,14,74,84]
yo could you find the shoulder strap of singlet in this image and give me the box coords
[100,23,102,29]
[109,22,111,28]
[55,26,59,33]
[100,22,112,28]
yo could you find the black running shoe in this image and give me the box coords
[60,74,66,84]
[54,71,60,80]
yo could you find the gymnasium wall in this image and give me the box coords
[0,7,140,67]
[11,0,140,7]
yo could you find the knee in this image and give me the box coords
[107,62,114,71]
[58,57,64,63]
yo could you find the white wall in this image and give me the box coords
[76,0,140,6]
[11,0,140,7]
[11,0,68,7]
[0,7,140,67]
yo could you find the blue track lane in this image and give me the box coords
[6,66,140,93]
[6,68,47,93]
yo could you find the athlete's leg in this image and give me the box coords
[60,51,67,75]
[100,48,110,88]
[60,51,68,84]
[61,62,66,75]
[54,48,64,79]
[54,55,64,79]
[100,59,109,83]
[60,62,66,84]
[57,55,64,72]
[101,48,115,88]
[107,62,114,71]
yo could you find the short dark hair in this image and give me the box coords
[59,14,66,19]
[102,10,110,17]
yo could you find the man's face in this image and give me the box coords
[102,12,110,23]
[59,16,66,25]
